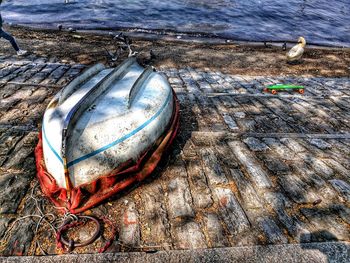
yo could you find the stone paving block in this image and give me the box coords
[9,63,37,83]
[322,159,349,179]
[25,87,49,105]
[1,66,30,83]
[214,142,239,169]
[262,138,296,161]
[221,113,239,130]
[206,107,227,131]
[181,139,197,159]
[329,180,350,203]
[56,65,85,86]
[257,217,288,244]
[0,83,19,99]
[233,111,246,119]
[308,139,332,150]
[0,65,17,78]
[278,174,317,204]
[214,187,250,236]
[228,141,272,189]
[300,207,350,242]
[258,154,290,175]
[328,140,350,157]
[3,132,38,170]
[290,163,326,189]
[280,138,307,153]
[303,155,334,179]
[254,116,279,133]
[1,219,35,256]
[257,98,298,133]
[0,172,33,214]
[167,77,183,86]
[332,204,350,225]
[0,97,20,112]
[199,148,228,185]
[235,118,256,131]
[263,192,311,242]
[211,98,239,131]
[173,221,207,249]
[0,217,12,239]
[10,64,46,83]
[202,213,229,247]
[167,177,194,220]
[0,132,23,156]
[140,185,171,246]
[28,64,60,84]
[228,169,263,210]
[185,159,213,209]
[243,137,270,152]
[119,200,140,248]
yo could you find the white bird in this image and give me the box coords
[287,37,306,62]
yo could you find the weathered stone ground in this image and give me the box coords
[0,54,349,257]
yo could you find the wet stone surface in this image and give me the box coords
[0,57,349,256]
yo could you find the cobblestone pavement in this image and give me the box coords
[0,55,349,256]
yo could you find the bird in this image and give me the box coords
[286,37,306,62]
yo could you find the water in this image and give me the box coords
[1,0,349,47]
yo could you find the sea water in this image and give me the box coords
[1,0,349,47]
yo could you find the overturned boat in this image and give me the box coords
[35,57,179,213]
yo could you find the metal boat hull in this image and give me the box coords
[35,58,179,213]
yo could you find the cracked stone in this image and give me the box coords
[186,160,213,209]
[200,148,228,185]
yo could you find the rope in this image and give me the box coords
[56,215,117,253]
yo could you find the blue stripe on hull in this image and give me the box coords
[42,124,63,164]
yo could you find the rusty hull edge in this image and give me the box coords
[0,242,349,263]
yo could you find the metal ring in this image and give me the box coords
[59,215,101,248]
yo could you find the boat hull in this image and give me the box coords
[35,58,179,213]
